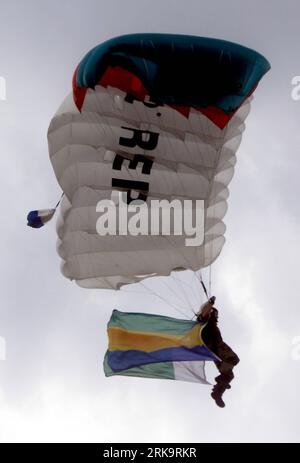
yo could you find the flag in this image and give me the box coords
[104,310,219,384]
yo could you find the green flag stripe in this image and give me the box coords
[107,310,196,335]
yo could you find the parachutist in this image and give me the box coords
[27,33,269,403]
[197,299,239,408]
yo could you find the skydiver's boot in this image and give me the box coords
[211,384,226,408]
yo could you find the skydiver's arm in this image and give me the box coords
[197,301,214,323]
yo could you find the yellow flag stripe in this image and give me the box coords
[108,324,203,352]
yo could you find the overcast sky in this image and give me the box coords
[0,0,300,443]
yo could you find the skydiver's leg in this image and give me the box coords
[211,343,239,408]
[214,344,239,387]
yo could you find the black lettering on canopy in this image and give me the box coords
[112,178,149,204]
[120,127,159,151]
[125,93,162,108]
[112,154,153,175]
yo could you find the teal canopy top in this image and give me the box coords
[74,33,270,114]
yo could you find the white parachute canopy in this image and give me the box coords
[48,87,251,290]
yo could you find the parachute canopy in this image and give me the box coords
[48,33,270,289]
[104,309,219,384]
